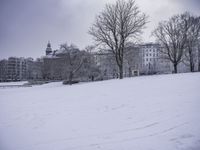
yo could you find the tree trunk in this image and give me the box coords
[68,72,73,85]
[190,62,194,72]
[119,65,123,79]
[198,62,200,72]
[129,67,132,77]
[189,50,194,72]
[173,63,178,73]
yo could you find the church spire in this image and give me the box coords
[46,41,52,56]
[47,41,51,48]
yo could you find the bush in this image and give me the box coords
[62,80,79,85]
[25,80,49,85]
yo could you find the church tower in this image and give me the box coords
[45,41,52,56]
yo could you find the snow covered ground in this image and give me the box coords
[0,73,200,150]
[0,81,27,86]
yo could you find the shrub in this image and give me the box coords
[25,80,49,85]
[62,80,79,85]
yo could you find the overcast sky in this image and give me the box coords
[0,0,200,59]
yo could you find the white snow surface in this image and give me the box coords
[0,73,200,150]
[0,81,27,86]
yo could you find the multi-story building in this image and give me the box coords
[43,42,100,81]
[124,44,142,76]
[139,42,200,74]
[44,41,200,79]
[93,51,118,79]
[32,58,43,80]
[0,59,8,81]
[92,43,174,77]
[92,44,142,78]
[0,57,42,82]
[140,43,171,74]
[6,57,26,81]
[26,57,43,80]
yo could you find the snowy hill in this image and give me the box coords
[0,73,200,150]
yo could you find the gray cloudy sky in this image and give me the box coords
[0,0,200,59]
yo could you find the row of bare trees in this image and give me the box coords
[89,0,200,78]
[153,12,200,73]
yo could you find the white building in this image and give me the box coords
[140,43,171,74]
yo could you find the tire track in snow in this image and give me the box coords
[17,122,159,150]
[65,122,189,150]
[21,121,188,150]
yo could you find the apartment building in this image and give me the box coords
[0,57,42,82]
[140,43,171,74]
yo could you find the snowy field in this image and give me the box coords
[0,73,200,150]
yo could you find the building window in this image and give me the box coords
[146,58,148,61]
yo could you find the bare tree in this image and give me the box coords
[184,14,200,72]
[89,0,147,79]
[153,13,189,73]
[85,45,96,53]
[79,51,101,81]
[60,43,85,85]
